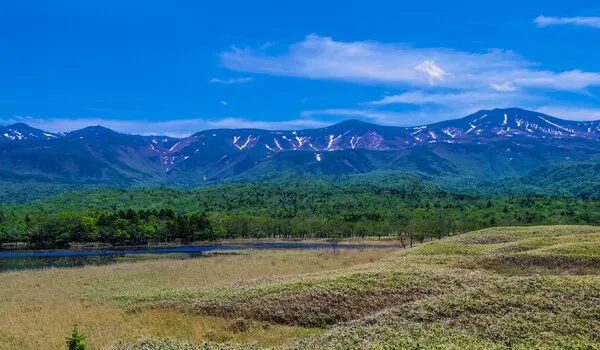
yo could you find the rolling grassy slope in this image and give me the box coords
[112,226,600,350]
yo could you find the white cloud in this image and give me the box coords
[220,34,600,126]
[414,60,447,84]
[535,15,600,28]
[0,116,329,138]
[491,82,518,92]
[220,101,228,106]
[209,77,253,84]
[220,34,600,92]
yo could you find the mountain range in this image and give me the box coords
[2,108,600,190]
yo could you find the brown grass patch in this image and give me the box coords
[456,236,520,245]
[479,254,600,276]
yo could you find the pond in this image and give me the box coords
[0,242,396,272]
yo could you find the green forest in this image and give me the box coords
[2,179,600,248]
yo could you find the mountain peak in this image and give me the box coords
[490,107,531,113]
[70,125,118,135]
[326,119,378,130]
[0,122,61,141]
[469,107,539,117]
[7,122,34,129]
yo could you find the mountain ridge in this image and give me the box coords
[3,107,599,140]
[2,108,600,188]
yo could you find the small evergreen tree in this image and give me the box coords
[66,326,86,350]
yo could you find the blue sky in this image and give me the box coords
[1,0,600,136]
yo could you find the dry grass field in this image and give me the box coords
[2,226,600,349]
[0,249,392,350]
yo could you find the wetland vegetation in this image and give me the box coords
[1,225,598,349]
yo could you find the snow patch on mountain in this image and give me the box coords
[274,138,283,150]
[168,142,182,152]
[442,128,457,138]
[295,135,308,147]
[326,134,342,151]
[538,116,575,133]
[234,135,256,150]
[350,136,361,149]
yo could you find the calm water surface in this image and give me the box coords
[0,242,395,272]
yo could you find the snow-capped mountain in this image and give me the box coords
[422,108,600,141]
[185,107,600,154]
[157,108,600,170]
[4,107,599,148]
[0,123,63,141]
[2,108,600,186]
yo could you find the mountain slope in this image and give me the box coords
[479,162,600,198]
[0,126,177,185]
[2,108,600,189]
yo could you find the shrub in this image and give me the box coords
[66,325,87,350]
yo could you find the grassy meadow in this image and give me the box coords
[1,226,600,349]
[0,249,391,350]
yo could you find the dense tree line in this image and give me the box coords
[0,209,441,248]
[2,181,600,248]
[0,209,222,248]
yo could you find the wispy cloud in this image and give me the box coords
[221,34,600,92]
[367,91,531,107]
[303,104,600,126]
[535,15,600,28]
[209,77,253,84]
[220,101,228,106]
[361,90,541,124]
[302,87,600,125]
[490,82,518,92]
[205,118,330,130]
[535,106,600,121]
[222,34,600,125]
[303,88,553,125]
[301,108,466,126]
[301,108,408,123]
[0,116,329,138]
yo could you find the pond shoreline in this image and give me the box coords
[0,242,398,258]
[0,237,399,254]
[0,240,399,272]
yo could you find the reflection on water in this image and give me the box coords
[0,242,395,272]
